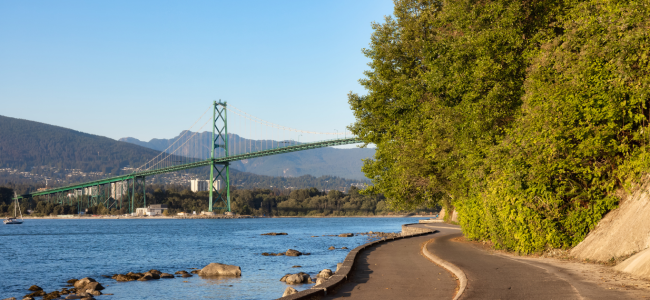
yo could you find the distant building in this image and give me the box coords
[190,179,221,192]
[110,181,128,200]
[135,204,168,216]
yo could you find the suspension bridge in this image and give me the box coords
[14,101,362,214]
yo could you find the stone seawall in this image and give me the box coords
[276,224,434,300]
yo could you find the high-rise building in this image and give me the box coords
[190,179,221,192]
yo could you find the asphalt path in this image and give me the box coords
[323,233,457,299]
[420,224,637,300]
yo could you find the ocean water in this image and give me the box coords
[0,217,426,299]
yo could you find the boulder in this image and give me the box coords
[315,277,327,286]
[82,282,104,291]
[317,269,333,279]
[160,273,174,278]
[190,270,199,274]
[114,274,136,282]
[143,272,160,279]
[65,295,82,300]
[261,232,288,236]
[88,291,101,296]
[23,297,35,300]
[282,287,298,297]
[285,249,302,256]
[73,278,96,289]
[284,272,310,284]
[148,269,162,275]
[25,291,46,297]
[338,233,354,237]
[181,273,193,278]
[328,246,336,250]
[43,291,61,300]
[280,274,290,282]
[2,297,17,300]
[341,247,348,249]
[28,285,42,291]
[137,274,153,281]
[66,279,78,284]
[174,270,188,274]
[126,272,143,279]
[262,252,271,256]
[198,263,241,277]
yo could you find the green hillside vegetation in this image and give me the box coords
[0,115,161,174]
[0,185,435,217]
[351,0,650,253]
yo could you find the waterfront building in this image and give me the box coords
[190,179,221,192]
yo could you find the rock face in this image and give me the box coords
[339,233,354,237]
[261,232,288,236]
[285,249,302,256]
[317,269,333,279]
[282,287,298,297]
[198,263,242,277]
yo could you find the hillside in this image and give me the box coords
[120,132,374,180]
[0,115,161,175]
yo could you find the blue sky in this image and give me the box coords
[0,1,394,143]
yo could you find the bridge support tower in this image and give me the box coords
[209,100,231,213]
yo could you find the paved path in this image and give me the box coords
[325,223,641,299]
[420,224,639,300]
[323,233,457,300]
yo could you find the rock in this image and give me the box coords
[311,236,318,237]
[27,285,42,291]
[148,269,162,275]
[262,252,271,256]
[284,272,310,284]
[2,297,17,300]
[338,233,354,237]
[198,263,241,277]
[89,291,101,296]
[328,246,336,250]
[126,272,143,279]
[160,273,174,278]
[292,265,301,268]
[143,272,160,279]
[23,297,34,300]
[65,295,82,300]
[368,231,374,234]
[282,287,298,297]
[43,291,61,300]
[24,291,46,297]
[317,269,333,279]
[73,278,96,289]
[190,270,199,274]
[280,274,290,282]
[336,263,343,273]
[181,273,193,278]
[315,277,327,286]
[174,270,188,274]
[285,249,302,256]
[82,282,104,291]
[261,232,288,235]
[303,253,311,255]
[114,274,136,282]
[341,247,348,249]
[67,279,78,284]
[137,274,153,281]
[80,297,95,300]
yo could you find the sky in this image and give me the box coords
[0,1,394,144]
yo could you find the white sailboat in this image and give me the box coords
[4,193,24,225]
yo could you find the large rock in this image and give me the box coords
[198,263,241,277]
[317,269,332,279]
[113,274,136,282]
[614,248,650,279]
[143,272,160,279]
[28,285,42,291]
[137,274,154,281]
[82,282,104,291]
[148,269,162,275]
[283,272,310,284]
[285,249,302,256]
[282,287,298,297]
[73,278,96,289]
[174,270,188,275]
[315,277,327,286]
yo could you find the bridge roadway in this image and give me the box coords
[16,137,362,200]
[325,223,639,299]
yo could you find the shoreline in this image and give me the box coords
[14,214,434,220]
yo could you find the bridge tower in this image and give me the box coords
[209,100,231,213]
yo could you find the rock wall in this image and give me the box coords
[571,175,650,262]
[401,224,434,235]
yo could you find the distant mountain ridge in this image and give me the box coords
[119,132,374,180]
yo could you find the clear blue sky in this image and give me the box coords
[0,0,393,142]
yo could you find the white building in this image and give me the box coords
[110,181,128,200]
[190,179,221,192]
[135,204,168,216]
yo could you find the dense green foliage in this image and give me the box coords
[350,0,650,253]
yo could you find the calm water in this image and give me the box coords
[0,217,425,299]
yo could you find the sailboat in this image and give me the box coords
[4,193,24,225]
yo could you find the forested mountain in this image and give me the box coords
[120,132,374,180]
[0,115,160,174]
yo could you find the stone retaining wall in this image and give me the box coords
[276,224,434,300]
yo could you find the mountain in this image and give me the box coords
[120,132,374,180]
[0,115,161,174]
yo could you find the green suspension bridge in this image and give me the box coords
[14,101,362,214]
